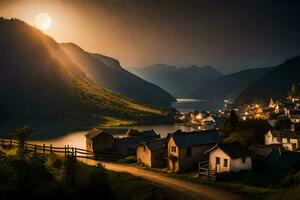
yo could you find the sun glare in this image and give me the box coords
[34,13,52,31]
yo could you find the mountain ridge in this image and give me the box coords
[60,43,176,106]
[127,64,223,97]
[0,18,174,130]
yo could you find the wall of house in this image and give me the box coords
[93,134,114,153]
[86,138,93,152]
[209,148,252,173]
[167,137,179,172]
[151,149,166,168]
[209,148,231,173]
[178,145,212,172]
[282,138,298,151]
[231,156,252,172]
[265,131,281,145]
[137,145,152,167]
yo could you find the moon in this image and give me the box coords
[34,13,52,31]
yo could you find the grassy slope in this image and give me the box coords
[0,18,174,132]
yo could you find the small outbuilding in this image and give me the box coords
[85,128,114,153]
[136,138,166,168]
[206,142,252,173]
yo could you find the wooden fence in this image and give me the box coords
[198,160,216,181]
[0,138,117,161]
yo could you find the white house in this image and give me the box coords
[205,142,252,173]
[265,129,300,151]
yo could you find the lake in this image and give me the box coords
[172,98,224,113]
[33,124,198,150]
[32,98,224,149]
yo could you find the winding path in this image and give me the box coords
[86,160,241,200]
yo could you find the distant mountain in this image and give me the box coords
[183,67,274,100]
[235,55,300,105]
[127,64,223,97]
[0,18,173,128]
[60,43,175,106]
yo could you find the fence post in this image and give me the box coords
[72,147,74,156]
[34,144,37,153]
[64,146,67,157]
[50,144,53,154]
[67,145,69,156]
[43,144,45,155]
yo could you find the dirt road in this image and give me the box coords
[96,162,241,200]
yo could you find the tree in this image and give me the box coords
[274,118,291,130]
[221,110,239,138]
[10,125,34,159]
[288,83,298,99]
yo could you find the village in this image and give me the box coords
[85,87,300,184]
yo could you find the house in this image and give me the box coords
[85,128,114,153]
[136,138,166,168]
[265,149,300,178]
[269,98,277,109]
[115,129,160,156]
[251,144,300,178]
[167,130,222,173]
[205,142,252,173]
[287,109,300,123]
[265,128,300,151]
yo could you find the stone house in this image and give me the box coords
[167,130,222,173]
[136,138,166,168]
[205,142,252,173]
[85,128,114,153]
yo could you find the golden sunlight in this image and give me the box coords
[34,13,52,31]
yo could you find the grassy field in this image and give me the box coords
[0,146,174,200]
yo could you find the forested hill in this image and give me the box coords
[0,18,174,128]
[235,55,300,104]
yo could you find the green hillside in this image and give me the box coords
[60,43,175,106]
[0,18,174,135]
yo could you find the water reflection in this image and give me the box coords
[32,124,197,150]
[172,98,223,113]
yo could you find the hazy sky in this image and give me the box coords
[1,0,300,73]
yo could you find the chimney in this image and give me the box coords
[291,123,295,132]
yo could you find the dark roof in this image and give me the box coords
[85,128,113,139]
[250,144,282,157]
[170,130,222,147]
[207,142,251,158]
[115,134,160,155]
[137,138,166,151]
[266,150,300,170]
[269,130,300,139]
[140,130,159,138]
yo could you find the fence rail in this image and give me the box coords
[0,138,117,161]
